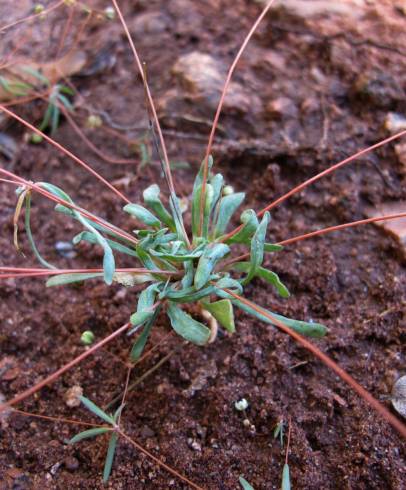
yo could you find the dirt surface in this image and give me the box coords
[0,1,405,489]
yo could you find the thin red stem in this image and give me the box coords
[0,105,131,204]
[61,106,137,165]
[0,323,131,412]
[223,289,406,439]
[110,0,175,197]
[12,408,106,428]
[278,212,406,246]
[0,167,138,244]
[199,0,277,235]
[222,211,406,268]
[0,0,64,32]
[222,130,406,242]
[118,430,203,490]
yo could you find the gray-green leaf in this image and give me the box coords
[214,192,245,238]
[124,203,161,228]
[201,299,235,333]
[143,184,175,231]
[167,303,210,345]
[103,432,118,482]
[239,476,255,490]
[69,427,111,444]
[46,272,103,287]
[243,212,270,285]
[79,396,114,425]
[194,243,230,290]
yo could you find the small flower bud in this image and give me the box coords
[223,185,234,196]
[86,115,103,129]
[234,398,249,411]
[34,4,44,14]
[30,133,43,144]
[104,6,116,20]
[81,330,95,345]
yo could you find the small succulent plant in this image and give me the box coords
[16,156,327,364]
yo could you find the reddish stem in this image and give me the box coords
[222,211,406,268]
[0,105,131,204]
[12,408,106,428]
[0,323,131,413]
[118,430,203,490]
[110,0,175,198]
[61,106,138,165]
[222,130,406,242]
[0,167,138,244]
[278,212,406,246]
[223,289,406,439]
[0,0,64,32]
[199,0,277,235]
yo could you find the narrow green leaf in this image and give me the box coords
[130,309,159,361]
[209,173,224,214]
[50,104,60,134]
[130,283,158,326]
[57,93,74,111]
[21,66,50,86]
[239,476,255,490]
[124,203,161,228]
[225,297,327,338]
[214,192,245,238]
[163,284,215,303]
[224,209,258,245]
[192,155,214,193]
[191,183,214,238]
[194,243,230,290]
[264,243,283,252]
[167,303,210,345]
[24,193,56,269]
[74,231,137,257]
[79,396,114,425]
[56,205,134,245]
[181,261,194,289]
[143,184,175,231]
[214,276,244,294]
[59,84,75,96]
[169,194,188,241]
[103,432,118,482]
[113,404,125,422]
[234,263,290,298]
[39,103,53,131]
[257,268,290,298]
[201,299,235,333]
[282,464,291,490]
[150,249,202,262]
[69,427,110,444]
[38,182,115,285]
[243,212,270,285]
[46,272,103,287]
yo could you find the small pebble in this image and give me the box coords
[55,241,77,259]
[64,456,79,472]
[64,385,83,408]
[391,375,406,417]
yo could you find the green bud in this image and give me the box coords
[80,330,95,345]
[86,115,102,128]
[34,4,44,14]
[30,133,43,144]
